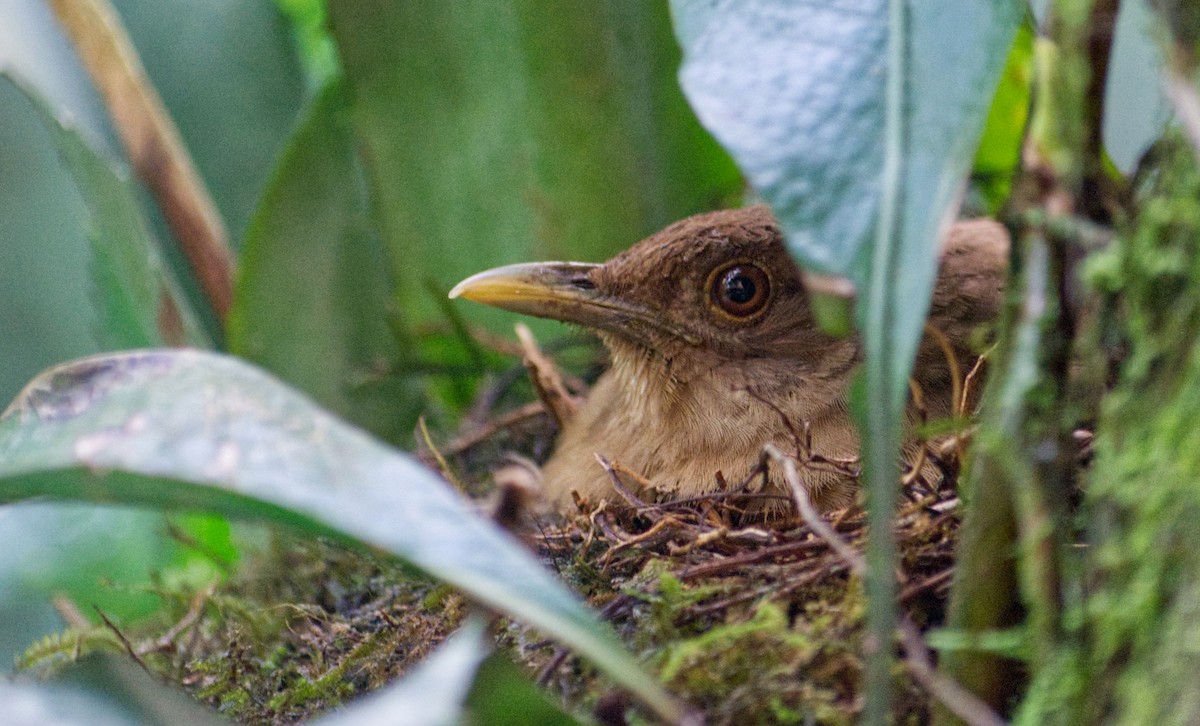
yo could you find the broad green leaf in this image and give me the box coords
[0,71,191,662]
[229,81,417,444]
[1,655,223,726]
[327,0,739,332]
[0,75,106,402]
[45,93,205,350]
[0,350,682,722]
[670,0,1020,380]
[1104,0,1170,174]
[672,1,888,275]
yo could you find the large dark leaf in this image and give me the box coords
[229,81,416,444]
[326,0,739,332]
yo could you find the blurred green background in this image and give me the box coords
[0,0,740,666]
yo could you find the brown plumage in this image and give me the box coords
[451,206,1008,512]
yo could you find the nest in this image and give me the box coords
[429,330,979,725]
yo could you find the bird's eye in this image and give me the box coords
[709,262,771,319]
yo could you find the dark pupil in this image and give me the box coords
[724,272,756,304]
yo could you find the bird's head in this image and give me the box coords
[450,206,842,373]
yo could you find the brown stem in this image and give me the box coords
[49,0,235,323]
[1081,0,1121,221]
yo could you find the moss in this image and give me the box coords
[1021,136,1200,725]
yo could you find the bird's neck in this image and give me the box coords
[603,341,683,424]
[597,334,860,449]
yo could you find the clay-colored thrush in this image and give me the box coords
[451,206,1007,511]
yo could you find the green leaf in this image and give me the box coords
[229,80,418,444]
[972,20,1034,215]
[326,0,739,331]
[0,350,682,722]
[2,65,205,360]
[0,654,224,726]
[110,0,306,245]
[670,0,1021,378]
[0,57,183,662]
[44,93,205,350]
[466,655,587,726]
[1104,0,1171,174]
[0,73,107,402]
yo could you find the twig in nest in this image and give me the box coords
[418,416,467,493]
[678,538,829,580]
[961,351,989,416]
[899,568,955,604]
[687,569,827,619]
[899,619,1007,726]
[924,323,965,419]
[902,378,935,490]
[445,401,547,456]
[600,515,685,571]
[767,445,1006,726]
[595,454,655,513]
[766,445,866,575]
[515,323,579,427]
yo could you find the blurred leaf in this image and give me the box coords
[312,617,488,726]
[275,0,339,87]
[0,77,104,403]
[0,350,682,722]
[466,654,585,726]
[109,0,306,246]
[672,1,887,275]
[671,0,1020,378]
[1103,0,1171,174]
[0,0,116,153]
[313,617,583,725]
[0,4,222,665]
[326,0,739,332]
[229,81,418,444]
[972,20,1034,214]
[42,93,205,350]
[0,502,181,666]
[1,654,223,726]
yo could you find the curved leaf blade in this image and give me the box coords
[1,654,223,726]
[671,0,1020,312]
[0,350,680,721]
[229,80,417,444]
[672,0,887,275]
